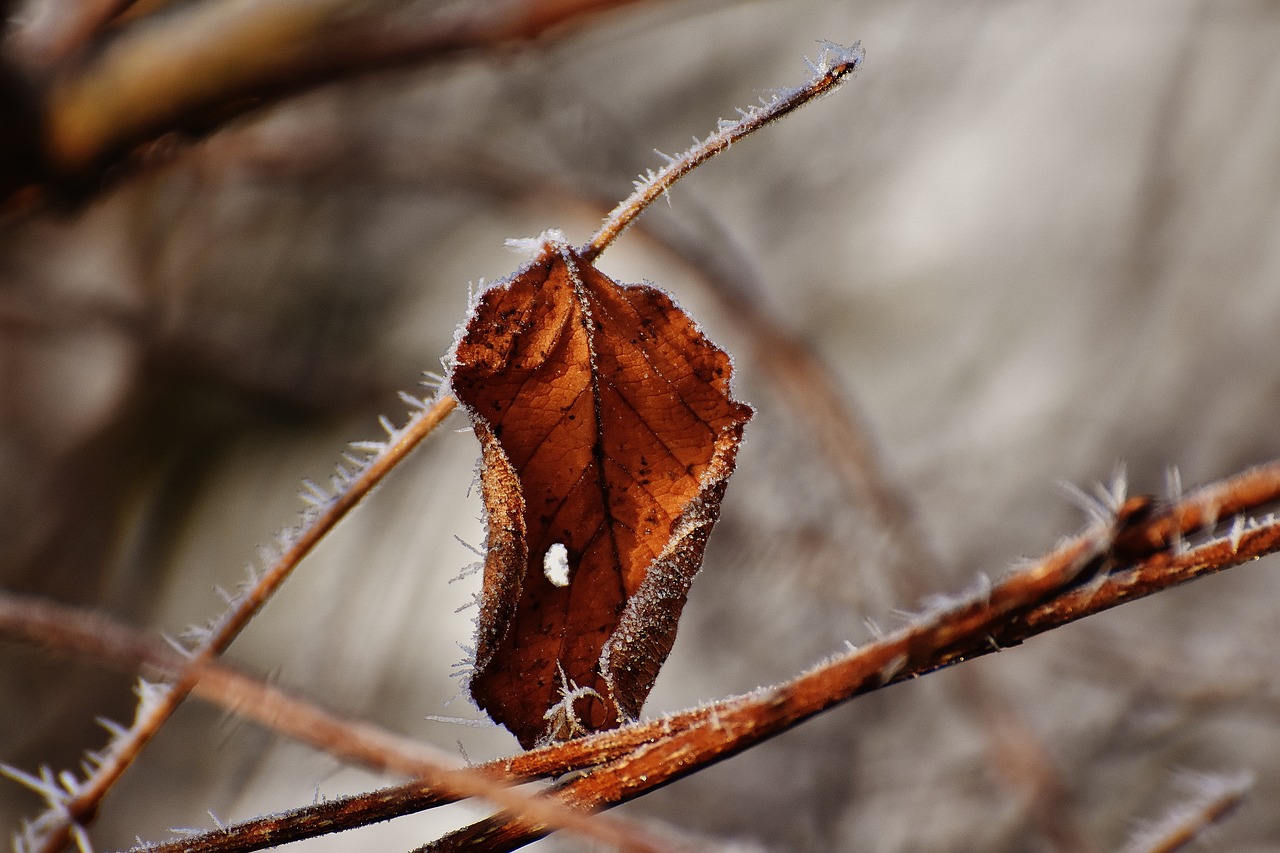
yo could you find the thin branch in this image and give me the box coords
[420,519,1118,852]
[141,505,1114,853]
[0,591,675,853]
[420,461,1280,852]
[580,41,864,262]
[1119,772,1252,853]
[120,457,1280,853]
[21,394,457,853]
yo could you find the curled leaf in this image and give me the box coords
[449,234,751,748]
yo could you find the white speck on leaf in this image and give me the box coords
[543,542,570,587]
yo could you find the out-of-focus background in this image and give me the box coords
[3,0,1279,849]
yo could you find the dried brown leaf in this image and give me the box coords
[449,234,751,748]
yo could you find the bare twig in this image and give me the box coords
[19,394,456,853]
[1118,772,1252,853]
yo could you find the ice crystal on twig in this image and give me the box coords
[1119,770,1252,853]
[582,41,863,261]
[1061,466,1130,526]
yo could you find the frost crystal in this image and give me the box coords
[504,229,568,258]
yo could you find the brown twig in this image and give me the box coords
[581,41,864,263]
[0,592,673,853]
[420,518,1117,851]
[119,457,1280,853]
[1118,772,1252,853]
[19,394,456,853]
[138,504,1113,853]
[426,466,1280,851]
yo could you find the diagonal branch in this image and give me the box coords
[0,591,675,852]
[581,41,864,262]
[19,394,456,853]
[1118,771,1252,853]
[159,457,1280,853]
[425,467,1280,851]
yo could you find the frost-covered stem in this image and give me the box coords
[580,41,863,263]
[0,589,672,851]
[425,463,1280,851]
[28,394,457,853]
[423,519,1117,851]
[1119,772,1252,853]
[113,458,1280,853]
[0,589,461,775]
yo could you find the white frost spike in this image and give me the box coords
[70,823,94,853]
[453,534,483,558]
[301,478,329,503]
[1,764,67,803]
[160,633,193,659]
[1228,515,1247,553]
[134,677,169,715]
[879,654,908,683]
[348,440,386,455]
[423,714,493,729]
[96,717,128,740]
[543,542,571,587]
[378,414,398,437]
[58,770,81,796]
[1061,479,1113,525]
[1098,464,1128,512]
[813,40,865,76]
[398,390,427,410]
[506,229,568,258]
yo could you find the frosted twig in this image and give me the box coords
[424,513,1117,851]
[1119,771,1252,853]
[21,394,458,853]
[0,591,667,853]
[430,462,1280,850]
[106,457,1280,853]
[581,41,863,262]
